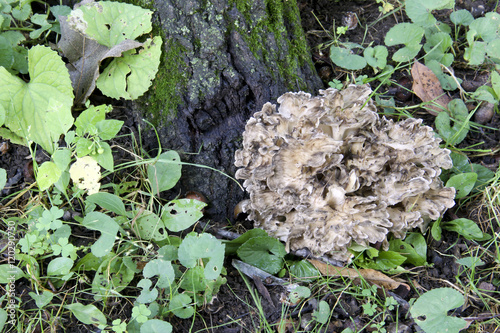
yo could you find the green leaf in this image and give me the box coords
[179,265,207,292]
[86,192,127,217]
[431,219,442,241]
[224,229,268,255]
[178,233,225,280]
[237,236,286,274]
[456,256,485,268]
[363,250,407,270]
[74,104,110,136]
[0,264,24,283]
[388,238,426,267]
[47,257,74,279]
[312,300,330,324]
[147,151,182,195]
[67,1,153,48]
[143,259,175,289]
[405,0,454,28]
[289,286,311,303]
[464,41,487,65]
[140,319,172,333]
[410,288,467,333]
[446,173,477,199]
[435,99,470,145]
[81,212,119,257]
[36,161,62,191]
[96,36,162,99]
[52,148,72,171]
[137,278,159,304]
[329,46,366,70]
[96,119,123,140]
[161,199,206,232]
[0,168,6,191]
[363,45,388,72]
[288,260,320,281]
[92,142,114,172]
[0,308,6,332]
[442,218,484,240]
[450,9,474,26]
[385,23,424,47]
[468,13,500,43]
[470,163,495,191]
[65,303,107,326]
[0,45,74,154]
[491,70,500,98]
[169,294,194,319]
[29,290,53,308]
[134,210,169,241]
[486,39,500,63]
[92,257,135,300]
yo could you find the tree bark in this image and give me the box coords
[129,0,323,221]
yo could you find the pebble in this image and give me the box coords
[474,102,495,124]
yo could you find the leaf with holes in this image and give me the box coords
[65,303,107,326]
[161,199,206,232]
[178,233,225,280]
[143,259,175,289]
[410,288,467,333]
[81,212,119,257]
[96,36,162,100]
[134,210,169,241]
[0,45,74,154]
[136,278,159,304]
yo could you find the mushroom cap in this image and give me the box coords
[235,85,455,261]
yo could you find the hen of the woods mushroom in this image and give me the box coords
[234,85,456,261]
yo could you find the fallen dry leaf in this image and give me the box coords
[309,259,410,293]
[411,61,451,115]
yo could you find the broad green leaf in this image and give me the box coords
[364,250,407,270]
[73,252,114,272]
[86,192,127,217]
[405,0,453,27]
[450,9,474,26]
[431,219,442,241]
[134,210,169,241]
[289,260,320,280]
[329,46,366,70]
[178,232,225,280]
[169,294,194,319]
[404,233,427,261]
[486,39,500,63]
[65,303,107,326]
[470,163,495,191]
[147,151,182,195]
[143,259,175,289]
[0,45,74,154]
[491,70,500,98]
[36,161,62,191]
[385,23,424,47]
[161,199,206,232]
[67,1,153,47]
[468,13,500,43]
[464,41,487,65]
[0,264,24,283]
[47,257,74,279]
[289,286,311,303]
[140,319,173,333]
[52,148,72,171]
[74,104,110,136]
[237,236,286,274]
[312,300,330,324]
[96,119,123,140]
[92,257,135,300]
[363,45,387,72]
[456,256,485,268]
[92,142,114,172]
[179,265,206,292]
[435,99,470,145]
[28,290,53,308]
[446,173,477,199]
[410,288,467,333]
[136,278,159,304]
[81,212,119,257]
[96,36,162,99]
[388,238,426,266]
[224,229,268,254]
[442,218,485,240]
[0,35,13,69]
[0,168,6,191]
[0,308,6,332]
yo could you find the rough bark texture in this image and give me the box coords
[128,0,323,221]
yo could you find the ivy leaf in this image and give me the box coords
[81,212,119,257]
[0,45,74,154]
[96,36,163,100]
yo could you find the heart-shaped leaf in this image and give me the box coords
[178,233,225,280]
[81,212,119,257]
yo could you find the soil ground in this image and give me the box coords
[1,1,500,332]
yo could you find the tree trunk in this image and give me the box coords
[128,0,323,221]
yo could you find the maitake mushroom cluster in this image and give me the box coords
[234,85,455,261]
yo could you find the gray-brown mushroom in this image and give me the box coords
[234,85,455,261]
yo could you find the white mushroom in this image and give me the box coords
[235,85,455,261]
